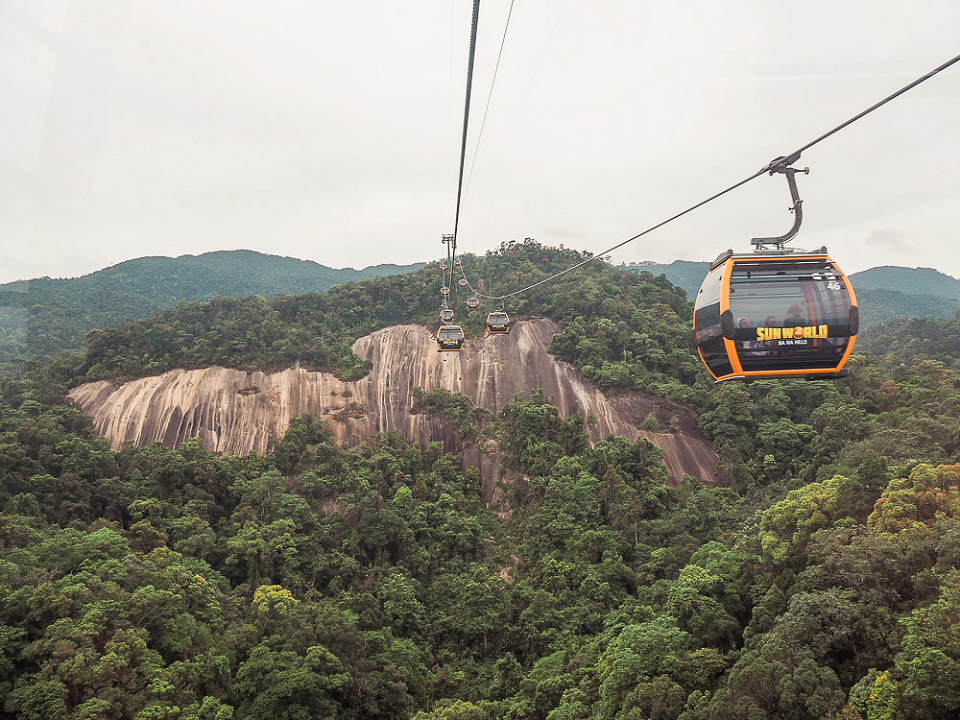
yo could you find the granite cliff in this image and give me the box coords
[69,319,720,499]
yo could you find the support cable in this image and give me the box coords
[465,0,516,195]
[452,0,481,262]
[459,171,765,301]
[457,51,960,302]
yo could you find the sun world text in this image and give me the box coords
[756,325,829,342]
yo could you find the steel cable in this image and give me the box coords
[458,51,960,302]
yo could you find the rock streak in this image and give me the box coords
[69,320,720,494]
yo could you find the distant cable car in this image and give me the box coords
[439,262,448,271]
[454,258,463,268]
[486,311,511,334]
[440,308,455,323]
[440,286,450,297]
[437,325,465,352]
[458,278,469,289]
[693,161,858,381]
[466,297,480,311]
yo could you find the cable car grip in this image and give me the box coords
[760,152,802,175]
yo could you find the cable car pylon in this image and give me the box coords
[436,233,464,351]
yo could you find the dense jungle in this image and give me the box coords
[1,240,960,719]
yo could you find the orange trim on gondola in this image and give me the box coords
[436,325,465,352]
[832,258,858,369]
[719,259,745,376]
[695,252,858,382]
[486,312,511,334]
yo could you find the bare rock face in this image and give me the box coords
[69,319,720,496]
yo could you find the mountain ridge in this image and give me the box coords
[1,248,424,286]
[0,249,424,368]
[848,264,960,298]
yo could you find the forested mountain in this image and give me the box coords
[620,261,711,301]
[75,242,699,398]
[66,320,722,491]
[630,259,960,327]
[1,240,960,719]
[849,265,960,299]
[852,287,960,329]
[0,250,423,370]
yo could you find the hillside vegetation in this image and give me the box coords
[0,250,423,371]
[1,240,960,719]
[858,314,960,369]
[78,242,699,399]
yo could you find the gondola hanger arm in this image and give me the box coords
[750,161,810,250]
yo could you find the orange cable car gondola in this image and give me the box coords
[466,297,480,311]
[437,325,465,352]
[440,308,455,323]
[694,248,858,381]
[486,311,511,334]
[693,162,859,382]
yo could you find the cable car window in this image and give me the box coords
[729,260,852,371]
[439,327,463,340]
[693,268,732,378]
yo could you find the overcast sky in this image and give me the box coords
[2,0,959,287]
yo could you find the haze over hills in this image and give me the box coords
[626,260,960,327]
[0,250,424,368]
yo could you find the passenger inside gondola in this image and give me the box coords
[736,317,751,348]
[763,316,778,353]
[738,317,764,356]
[784,303,806,326]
